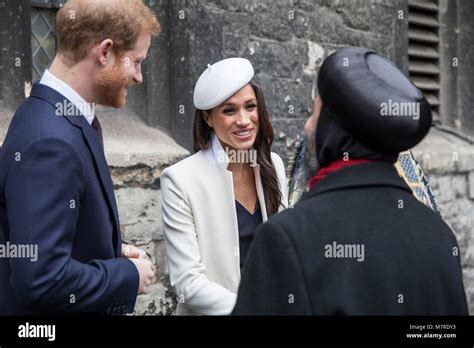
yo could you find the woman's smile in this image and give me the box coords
[232,128,254,141]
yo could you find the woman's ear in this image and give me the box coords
[203,111,214,128]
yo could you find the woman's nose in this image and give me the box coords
[236,110,251,125]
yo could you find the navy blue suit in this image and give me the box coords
[0,83,139,314]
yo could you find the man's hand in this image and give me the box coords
[122,243,147,259]
[123,244,155,294]
[129,258,156,295]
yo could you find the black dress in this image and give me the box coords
[235,199,263,270]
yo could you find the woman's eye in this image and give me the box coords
[223,109,234,114]
[246,104,257,109]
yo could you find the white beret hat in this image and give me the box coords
[193,57,255,110]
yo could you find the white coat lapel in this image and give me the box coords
[205,132,230,170]
[207,131,269,222]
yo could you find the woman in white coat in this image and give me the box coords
[160,58,288,315]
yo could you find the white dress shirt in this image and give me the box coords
[39,69,95,125]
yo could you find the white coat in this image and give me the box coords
[160,132,288,315]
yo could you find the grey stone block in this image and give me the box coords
[116,188,163,242]
[469,172,474,200]
[272,78,313,120]
[224,33,309,80]
[413,128,474,174]
[429,175,468,205]
[132,282,175,316]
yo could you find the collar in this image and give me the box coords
[211,131,230,170]
[302,161,412,202]
[204,131,261,172]
[309,158,373,189]
[39,69,95,125]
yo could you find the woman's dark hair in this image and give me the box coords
[193,81,283,217]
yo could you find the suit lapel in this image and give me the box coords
[30,83,121,256]
[66,115,121,255]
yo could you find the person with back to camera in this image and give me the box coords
[233,47,469,316]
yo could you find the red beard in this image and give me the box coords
[95,63,130,108]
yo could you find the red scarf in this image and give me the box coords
[308,158,373,189]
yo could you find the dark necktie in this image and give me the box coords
[91,116,104,150]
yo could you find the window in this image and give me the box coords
[30,0,65,81]
[408,0,440,122]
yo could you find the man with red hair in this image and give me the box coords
[0,0,160,314]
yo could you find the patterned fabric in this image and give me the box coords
[286,140,440,214]
[286,139,307,208]
[394,150,440,213]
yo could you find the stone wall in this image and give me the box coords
[99,106,189,315]
[0,0,32,109]
[413,128,474,314]
[166,0,408,158]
